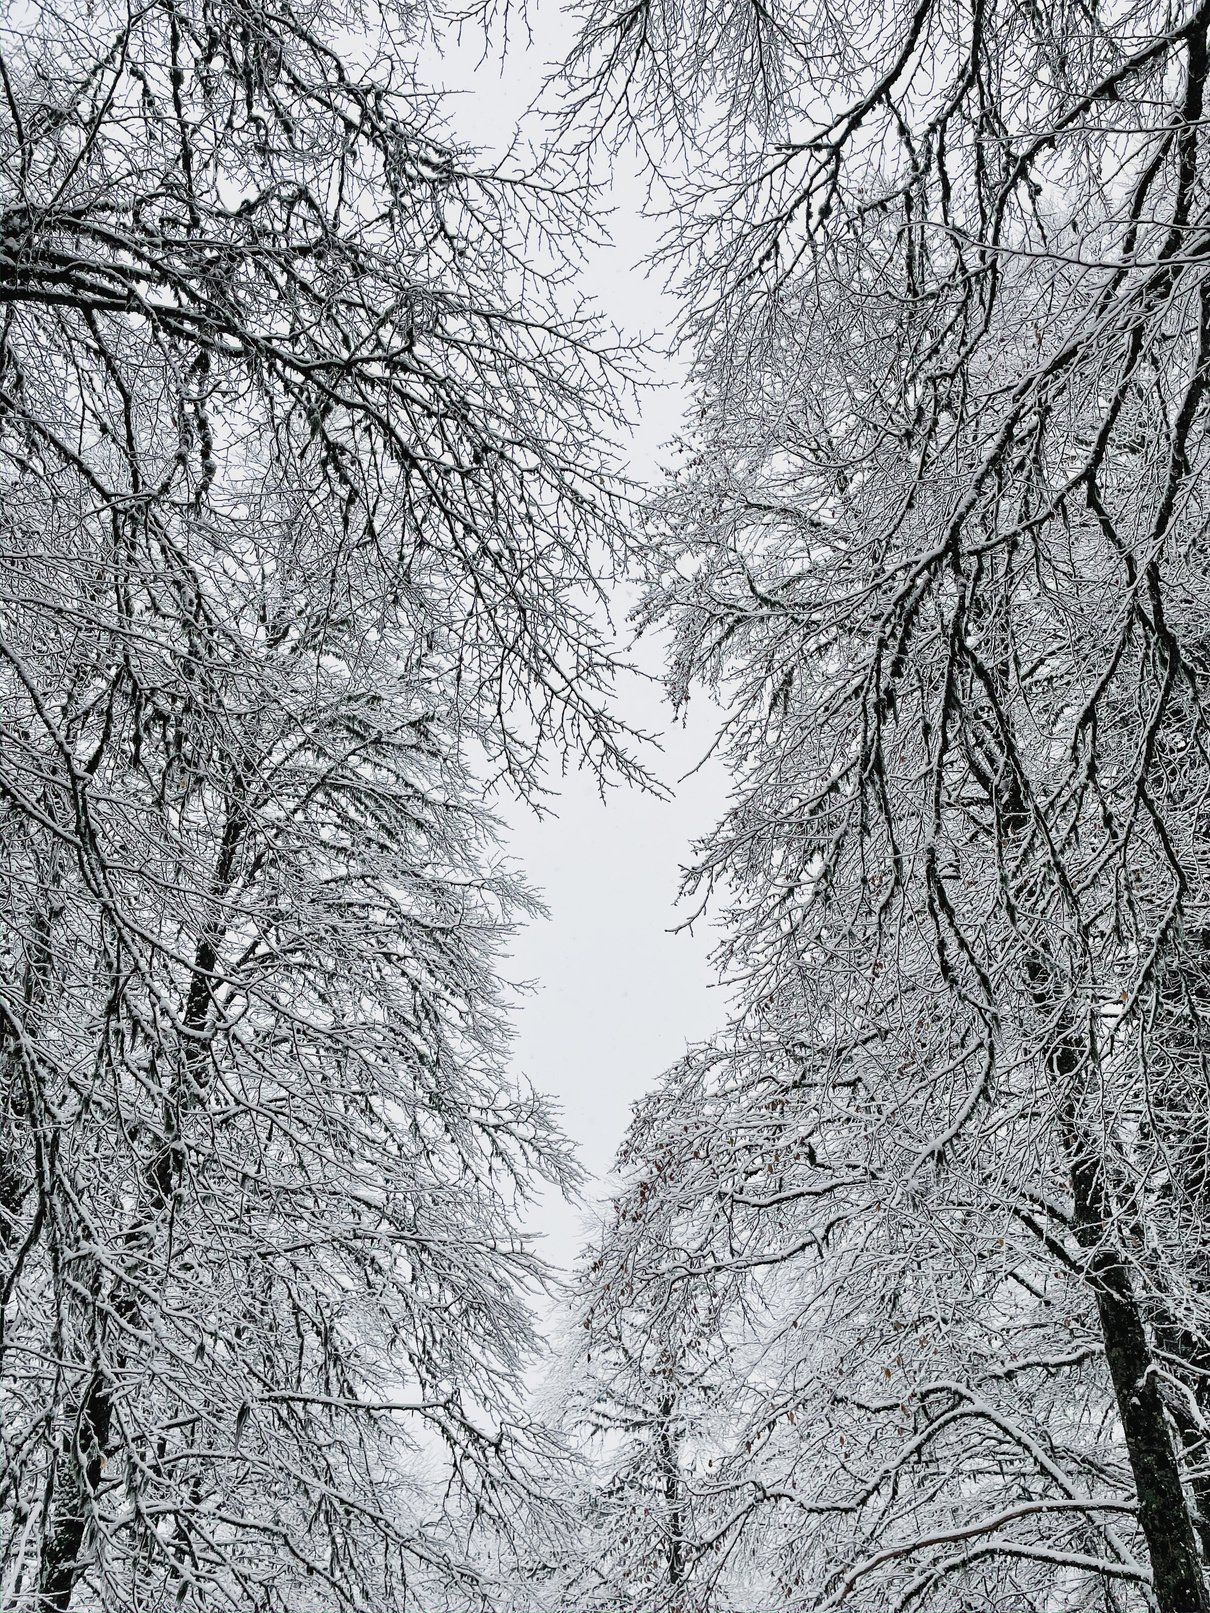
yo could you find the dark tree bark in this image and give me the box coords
[1060,1079,1210,1613]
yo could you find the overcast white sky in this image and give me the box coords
[419,13,730,1273]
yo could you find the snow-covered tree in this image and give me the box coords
[574,1031,1150,1609]
[0,0,637,1605]
[562,1081,741,1612]
[560,0,1210,1605]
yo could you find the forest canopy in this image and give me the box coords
[5,0,1210,1609]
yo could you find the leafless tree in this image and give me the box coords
[0,0,640,1606]
[560,1108,740,1613]
[558,0,1210,1605]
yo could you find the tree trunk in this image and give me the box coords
[36,1375,112,1612]
[1052,1029,1210,1613]
[33,794,245,1609]
[657,1394,684,1612]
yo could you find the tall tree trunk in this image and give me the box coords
[657,1394,684,1610]
[36,1375,112,1613]
[34,794,245,1609]
[1049,1017,1210,1612]
[1001,679,1210,1606]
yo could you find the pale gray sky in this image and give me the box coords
[505,662,727,1273]
[420,12,729,1273]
